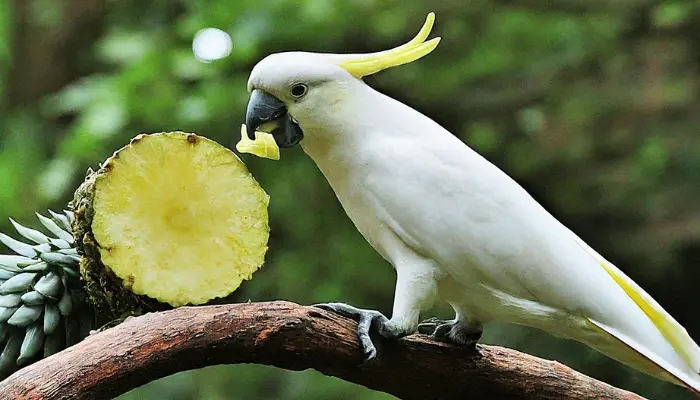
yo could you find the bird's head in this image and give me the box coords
[239,12,440,157]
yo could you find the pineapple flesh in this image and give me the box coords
[73,132,269,317]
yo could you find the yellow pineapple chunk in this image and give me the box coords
[89,132,269,307]
[236,124,280,160]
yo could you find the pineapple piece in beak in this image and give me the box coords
[236,124,280,160]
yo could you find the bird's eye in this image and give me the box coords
[290,83,308,98]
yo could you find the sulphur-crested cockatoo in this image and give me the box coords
[238,12,700,394]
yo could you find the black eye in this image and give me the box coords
[290,83,308,98]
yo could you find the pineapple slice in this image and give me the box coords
[73,132,269,316]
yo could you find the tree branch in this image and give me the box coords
[0,301,645,400]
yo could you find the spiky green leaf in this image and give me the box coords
[0,323,8,343]
[57,286,73,316]
[48,210,71,232]
[33,272,62,299]
[17,320,44,366]
[43,304,61,335]
[0,329,23,374]
[0,294,21,308]
[22,262,48,273]
[0,255,33,270]
[39,252,77,266]
[20,291,45,306]
[0,307,17,323]
[57,248,78,256]
[0,269,16,280]
[9,219,49,245]
[0,234,36,258]
[49,238,71,250]
[7,305,42,327]
[31,243,51,253]
[61,266,79,278]
[0,273,37,294]
[63,210,75,225]
[35,213,73,243]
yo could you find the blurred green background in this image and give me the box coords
[1,0,699,399]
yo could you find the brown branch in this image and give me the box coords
[0,301,645,400]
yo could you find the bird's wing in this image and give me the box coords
[365,132,700,390]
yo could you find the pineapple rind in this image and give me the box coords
[74,162,163,320]
[73,132,269,316]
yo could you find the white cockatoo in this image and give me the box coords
[238,13,700,394]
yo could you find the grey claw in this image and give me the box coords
[313,302,391,361]
[433,322,453,338]
[312,303,357,319]
[417,317,448,335]
[417,317,483,347]
[360,342,377,364]
[417,317,442,334]
[357,310,376,359]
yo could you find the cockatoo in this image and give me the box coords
[239,12,700,394]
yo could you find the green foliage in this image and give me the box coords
[1,0,699,398]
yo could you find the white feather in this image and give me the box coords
[299,81,700,391]
[247,52,700,391]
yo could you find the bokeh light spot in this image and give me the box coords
[192,28,232,63]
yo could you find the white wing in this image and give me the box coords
[361,123,700,391]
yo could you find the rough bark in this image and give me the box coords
[0,301,645,400]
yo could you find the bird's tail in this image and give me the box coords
[573,236,700,395]
[587,318,700,395]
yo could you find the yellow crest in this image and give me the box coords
[338,13,441,78]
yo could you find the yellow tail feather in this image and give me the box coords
[588,319,700,394]
[573,235,700,373]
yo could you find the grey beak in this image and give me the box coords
[245,89,304,148]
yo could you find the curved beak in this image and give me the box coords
[245,89,304,148]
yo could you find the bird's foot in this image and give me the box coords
[417,317,482,347]
[313,302,402,362]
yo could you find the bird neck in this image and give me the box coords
[298,83,399,182]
